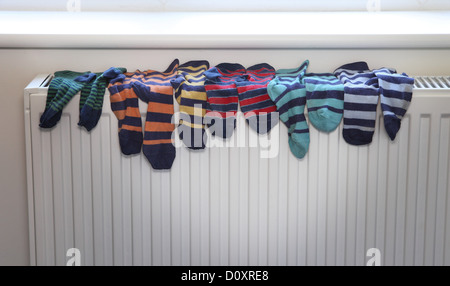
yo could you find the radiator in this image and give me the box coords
[24,74,450,266]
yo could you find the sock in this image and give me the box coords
[204,63,245,138]
[40,70,90,128]
[303,73,344,132]
[131,59,179,170]
[267,60,310,159]
[334,61,379,145]
[171,60,210,149]
[79,72,101,117]
[108,71,143,155]
[236,63,278,134]
[78,72,101,129]
[78,67,127,131]
[374,68,414,140]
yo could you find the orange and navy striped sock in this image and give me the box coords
[108,72,143,155]
[131,59,179,170]
[236,63,278,134]
[204,63,246,138]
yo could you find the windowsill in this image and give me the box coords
[1,11,449,49]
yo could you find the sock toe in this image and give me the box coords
[147,152,176,170]
[343,129,374,145]
[119,130,143,155]
[288,136,309,159]
[384,115,401,140]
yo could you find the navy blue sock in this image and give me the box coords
[373,68,414,140]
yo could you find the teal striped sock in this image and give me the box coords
[267,60,310,159]
[304,73,344,132]
[40,70,90,128]
[77,72,102,131]
[78,67,127,131]
[78,72,101,119]
[78,72,101,111]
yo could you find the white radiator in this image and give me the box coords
[24,74,450,266]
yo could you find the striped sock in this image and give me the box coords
[171,60,210,149]
[236,63,278,134]
[303,73,344,132]
[79,72,101,118]
[204,63,245,138]
[334,61,379,146]
[267,60,310,159]
[79,67,127,131]
[40,70,90,128]
[374,69,414,140]
[131,59,179,170]
[108,71,143,155]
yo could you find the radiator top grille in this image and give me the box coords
[414,76,450,89]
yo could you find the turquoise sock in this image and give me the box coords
[267,60,310,159]
[304,73,344,132]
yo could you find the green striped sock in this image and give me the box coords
[40,70,90,128]
[79,72,102,113]
[78,67,127,131]
[304,73,344,132]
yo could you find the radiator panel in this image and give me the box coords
[25,77,450,266]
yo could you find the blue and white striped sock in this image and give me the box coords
[334,61,379,145]
[374,68,414,140]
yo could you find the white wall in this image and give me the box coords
[1,48,450,265]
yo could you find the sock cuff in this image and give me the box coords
[163,59,180,74]
[54,70,91,80]
[246,63,275,74]
[372,67,396,75]
[74,72,97,83]
[216,63,246,73]
[102,67,127,83]
[178,60,210,71]
[334,61,370,74]
[303,74,344,91]
[244,63,275,83]
[275,60,309,78]
[303,73,340,82]
[269,75,306,89]
[134,59,179,77]
[376,71,415,86]
[304,72,335,77]
[204,63,246,83]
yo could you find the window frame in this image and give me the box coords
[1,0,449,12]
